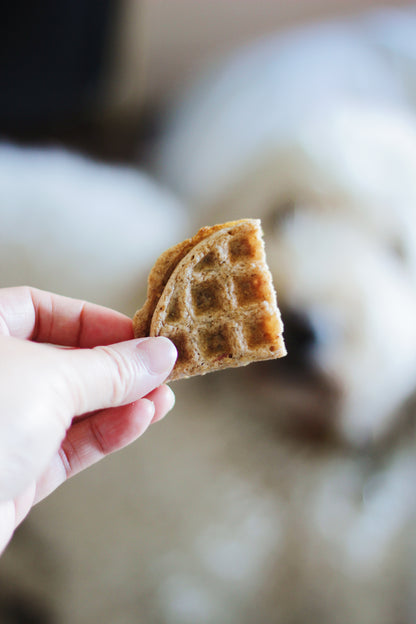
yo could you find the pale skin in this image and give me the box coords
[0,286,177,554]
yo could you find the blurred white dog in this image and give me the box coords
[0,143,187,314]
[142,8,416,623]
[157,8,416,447]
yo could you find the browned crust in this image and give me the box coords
[133,221,242,337]
[133,219,286,381]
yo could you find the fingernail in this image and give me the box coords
[137,337,177,375]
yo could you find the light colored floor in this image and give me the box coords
[2,371,416,624]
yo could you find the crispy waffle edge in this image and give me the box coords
[133,219,286,381]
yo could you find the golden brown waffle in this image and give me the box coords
[133,219,286,380]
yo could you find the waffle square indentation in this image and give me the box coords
[229,235,255,261]
[200,325,232,358]
[195,251,217,272]
[192,280,222,315]
[244,312,279,349]
[166,295,181,322]
[170,331,192,365]
[234,271,269,306]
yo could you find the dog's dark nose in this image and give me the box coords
[282,308,317,369]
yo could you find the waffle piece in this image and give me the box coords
[133,219,286,380]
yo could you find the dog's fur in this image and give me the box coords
[0,144,187,313]
[3,8,416,624]
[157,8,416,446]
[152,8,416,623]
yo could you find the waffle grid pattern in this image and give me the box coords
[154,225,283,376]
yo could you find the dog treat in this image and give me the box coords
[133,219,286,380]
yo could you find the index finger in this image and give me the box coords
[0,287,134,347]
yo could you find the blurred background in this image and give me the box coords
[2,1,416,623]
[2,0,409,161]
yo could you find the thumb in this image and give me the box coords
[61,337,177,416]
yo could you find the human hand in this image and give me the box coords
[0,287,177,553]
